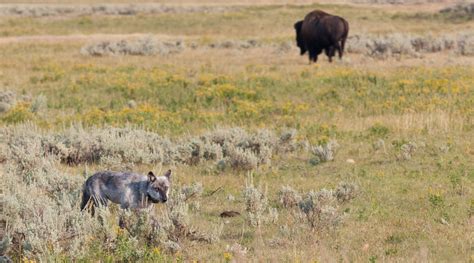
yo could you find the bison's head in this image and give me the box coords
[294,20,306,55]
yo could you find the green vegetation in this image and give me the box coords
[1,3,471,37]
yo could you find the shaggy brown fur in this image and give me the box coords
[294,10,349,63]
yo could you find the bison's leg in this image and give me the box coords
[309,50,318,64]
[339,38,346,59]
[337,44,343,59]
[313,48,323,63]
[325,47,335,63]
[325,48,331,62]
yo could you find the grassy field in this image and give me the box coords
[1,3,472,37]
[1,1,473,262]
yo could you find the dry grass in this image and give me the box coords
[1,1,473,38]
[0,4,240,17]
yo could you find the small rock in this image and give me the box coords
[227,194,235,201]
[362,243,369,251]
[127,100,137,109]
[346,159,355,164]
[440,218,449,225]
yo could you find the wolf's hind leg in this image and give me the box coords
[80,190,91,211]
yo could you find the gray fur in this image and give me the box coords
[81,170,171,213]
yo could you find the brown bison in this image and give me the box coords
[294,10,349,63]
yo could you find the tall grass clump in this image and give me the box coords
[81,37,184,57]
[243,177,278,227]
[3,125,302,171]
[0,90,16,113]
[298,189,342,229]
[347,32,474,58]
[310,140,339,165]
[156,187,222,245]
[3,128,100,260]
[335,182,359,203]
[278,185,302,209]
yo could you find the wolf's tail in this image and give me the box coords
[80,186,91,211]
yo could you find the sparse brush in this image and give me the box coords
[440,3,474,19]
[209,39,260,49]
[4,125,300,171]
[267,207,279,224]
[30,94,47,114]
[456,33,474,56]
[242,176,279,227]
[273,41,293,54]
[0,237,11,256]
[176,138,223,165]
[4,162,101,259]
[278,128,298,153]
[156,186,221,245]
[278,186,302,208]
[311,140,339,163]
[399,142,417,160]
[181,182,204,200]
[163,241,180,254]
[205,127,247,148]
[346,35,371,54]
[347,32,474,59]
[44,126,171,165]
[226,145,259,171]
[81,37,184,57]
[205,127,277,167]
[411,35,455,53]
[368,34,418,59]
[3,135,220,260]
[226,243,248,261]
[298,189,341,229]
[161,192,189,241]
[372,139,386,153]
[246,129,277,165]
[243,182,268,227]
[0,90,16,112]
[181,182,203,211]
[4,125,64,189]
[118,209,153,239]
[279,128,297,144]
[0,101,10,113]
[335,182,359,203]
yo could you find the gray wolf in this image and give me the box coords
[294,10,349,63]
[80,170,171,213]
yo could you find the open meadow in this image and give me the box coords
[0,0,473,262]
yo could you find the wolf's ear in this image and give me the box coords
[148,171,156,182]
[164,169,172,180]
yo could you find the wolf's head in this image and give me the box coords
[146,170,171,203]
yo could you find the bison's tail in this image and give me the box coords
[340,19,349,53]
[342,19,349,38]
